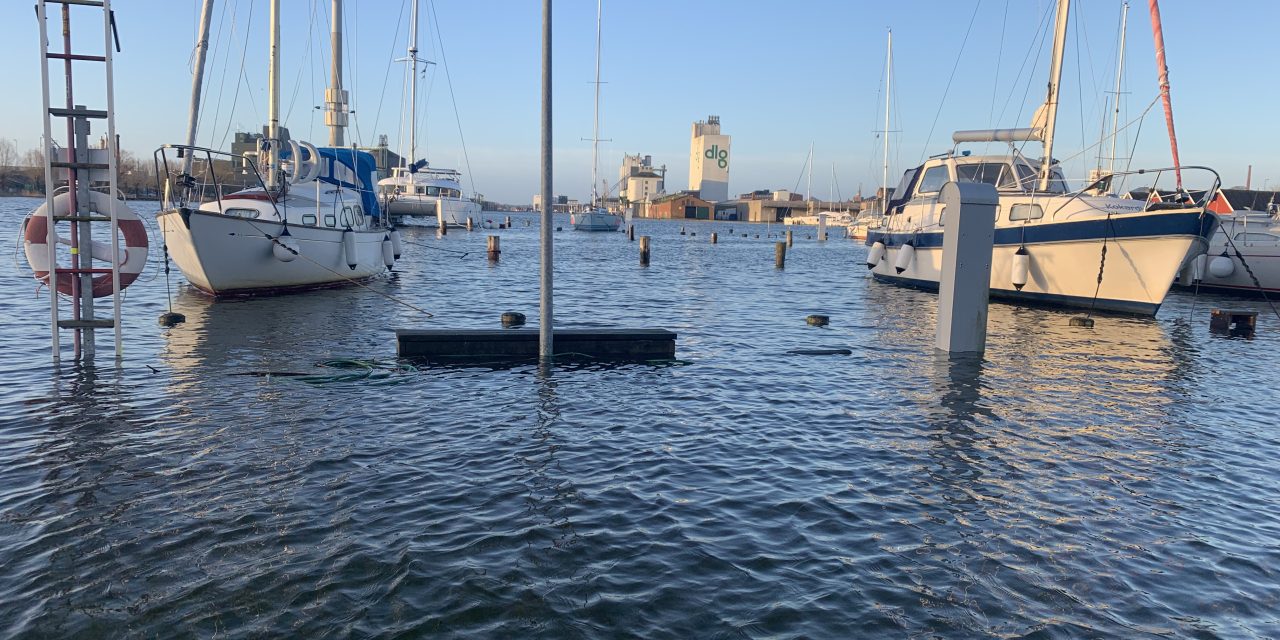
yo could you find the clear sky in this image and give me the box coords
[4,0,1277,204]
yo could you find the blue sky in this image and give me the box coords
[4,0,1277,203]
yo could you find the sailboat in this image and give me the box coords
[849,29,894,242]
[154,0,400,295]
[864,0,1219,316]
[570,0,623,232]
[377,0,481,228]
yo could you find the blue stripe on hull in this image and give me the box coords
[871,273,1161,316]
[866,210,1215,248]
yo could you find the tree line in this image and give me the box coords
[0,137,162,199]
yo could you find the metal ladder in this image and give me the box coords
[36,0,123,360]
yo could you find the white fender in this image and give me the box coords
[893,242,915,274]
[866,240,886,269]
[389,229,403,260]
[1011,246,1030,290]
[272,227,300,262]
[382,234,395,268]
[1208,252,1235,278]
[1191,253,1207,282]
[342,228,358,270]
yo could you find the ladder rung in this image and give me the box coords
[53,215,112,222]
[55,267,114,274]
[46,53,107,62]
[57,319,115,330]
[50,161,110,170]
[44,0,106,6]
[49,107,108,119]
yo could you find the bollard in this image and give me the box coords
[786,229,793,247]
[628,224,635,241]
[680,226,686,235]
[817,213,828,241]
[935,181,998,354]
[439,222,447,236]
[639,236,651,266]
[466,217,474,231]
[775,242,786,269]
[711,232,718,244]
[487,235,501,262]
[505,216,512,228]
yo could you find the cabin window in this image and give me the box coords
[225,207,260,219]
[415,187,425,195]
[427,186,439,196]
[302,214,317,225]
[353,205,363,219]
[1235,232,1278,243]
[324,213,337,227]
[1009,203,1044,221]
[956,163,1017,190]
[917,165,950,194]
[340,206,353,227]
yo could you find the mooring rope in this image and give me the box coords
[1085,214,1114,320]
[1221,232,1280,322]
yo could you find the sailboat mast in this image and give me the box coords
[267,0,280,189]
[1148,0,1182,189]
[1107,2,1128,177]
[327,0,346,147]
[182,0,214,175]
[408,0,419,166]
[805,142,813,202]
[881,28,891,214]
[1038,0,1070,192]
[590,0,603,206]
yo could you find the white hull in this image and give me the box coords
[1179,214,1280,295]
[385,195,482,227]
[159,209,388,295]
[870,219,1208,315]
[571,210,623,232]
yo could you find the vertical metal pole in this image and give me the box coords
[1147,0,1182,190]
[266,0,280,189]
[37,1,59,360]
[539,0,554,361]
[75,113,95,358]
[104,0,122,356]
[1107,2,1128,178]
[62,5,86,358]
[182,0,215,175]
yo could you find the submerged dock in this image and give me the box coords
[396,328,677,361]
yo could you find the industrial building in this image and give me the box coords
[689,115,730,202]
[617,153,666,218]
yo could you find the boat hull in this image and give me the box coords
[385,196,481,227]
[570,210,623,232]
[867,210,1215,316]
[158,208,389,295]
[1176,215,1280,296]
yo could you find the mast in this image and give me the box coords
[589,0,603,207]
[881,28,891,214]
[1038,0,1070,192]
[1148,0,1182,189]
[408,0,419,167]
[805,142,813,202]
[267,0,280,188]
[326,0,347,147]
[182,0,214,175]
[1107,2,1128,177]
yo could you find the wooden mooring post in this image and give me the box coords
[786,229,793,247]
[775,242,786,269]
[711,232,718,244]
[628,224,635,241]
[466,217,473,231]
[487,235,501,262]
[639,236,651,266]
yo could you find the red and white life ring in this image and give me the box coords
[22,191,149,298]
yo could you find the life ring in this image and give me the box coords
[22,191,149,298]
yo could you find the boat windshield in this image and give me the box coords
[1013,163,1069,194]
[956,162,1019,190]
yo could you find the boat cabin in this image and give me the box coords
[888,153,1067,214]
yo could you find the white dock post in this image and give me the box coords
[935,181,998,354]
[817,212,827,241]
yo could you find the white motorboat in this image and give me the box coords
[380,165,482,228]
[571,0,623,233]
[865,0,1218,316]
[154,0,400,296]
[378,0,482,228]
[846,215,882,241]
[1180,207,1280,295]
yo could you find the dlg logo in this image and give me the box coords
[705,144,729,169]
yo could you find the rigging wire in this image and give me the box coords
[216,1,258,150]
[284,0,319,126]
[369,0,410,147]
[987,0,1010,129]
[917,0,983,164]
[429,0,478,196]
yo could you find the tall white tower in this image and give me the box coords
[689,115,730,202]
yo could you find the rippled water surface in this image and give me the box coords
[2,196,1279,638]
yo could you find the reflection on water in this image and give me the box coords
[2,197,1280,637]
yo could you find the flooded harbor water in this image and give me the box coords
[2,195,1278,637]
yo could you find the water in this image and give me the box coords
[2,196,1278,638]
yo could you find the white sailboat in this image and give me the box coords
[378,0,481,228]
[865,0,1219,316]
[570,0,623,232]
[155,0,400,296]
[1183,197,1280,295]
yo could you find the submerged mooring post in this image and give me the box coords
[775,242,786,269]
[935,181,998,354]
[628,224,635,241]
[487,235,500,262]
[786,229,793,247]
[711,232,718,244]
[639,236,651,266]
[466,217,474,231]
